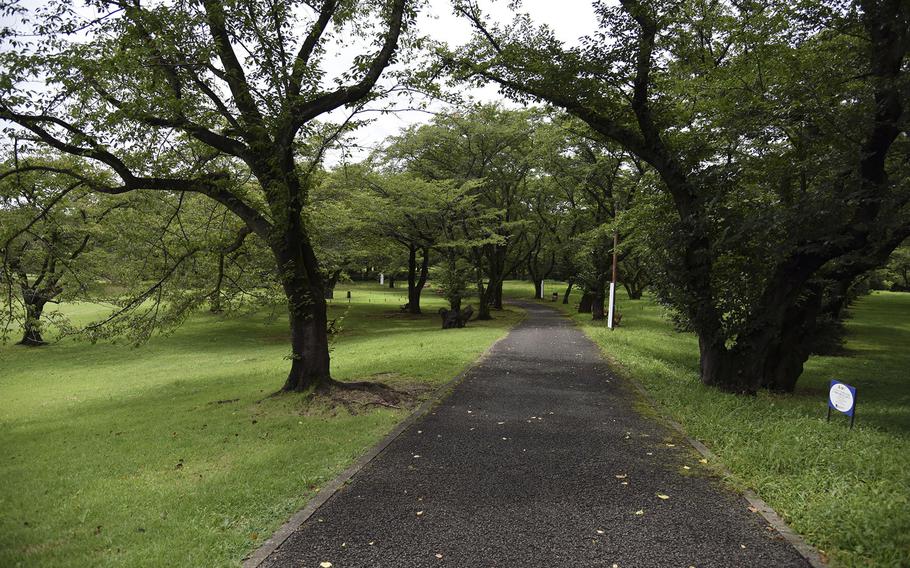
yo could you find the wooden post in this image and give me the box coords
[608,232,618,329]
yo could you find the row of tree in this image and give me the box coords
[1,0,907,397]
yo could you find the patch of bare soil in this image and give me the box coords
[299,376,434,416]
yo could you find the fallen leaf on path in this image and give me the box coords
[699,458,708,464]
[657,494,670,500]
[435,553,443,559]
[416,511,424,516]
[666,443,676,447]
[497,421,505,425]
[682,466,691,470]
[748,506,758,513]
[320,563,332,568]
[634,510,644,516]
[614,474,627,479]
[596,529,604,534]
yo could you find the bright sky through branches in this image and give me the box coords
[0,0,599,163]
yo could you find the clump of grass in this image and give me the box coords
[0,283,521,567]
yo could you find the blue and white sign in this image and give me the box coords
[828,380,857,417]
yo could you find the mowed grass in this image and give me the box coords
[505,281,910,568]
[0,283,521,567]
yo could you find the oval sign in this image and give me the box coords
[829,382,854,413]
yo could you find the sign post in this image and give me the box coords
[827,380,857,429]
[607,232,618,330]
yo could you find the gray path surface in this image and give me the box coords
[260,302,809,567]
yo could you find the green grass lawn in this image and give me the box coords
[506,280,909,567]
[0,283,521,567]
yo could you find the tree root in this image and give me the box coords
[297,379,416,414]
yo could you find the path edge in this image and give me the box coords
[621,376,827,567]
[562,305,828,568]
[241,310,525,568]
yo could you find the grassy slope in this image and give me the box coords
[504,281,909,568]
[0,283,521,567]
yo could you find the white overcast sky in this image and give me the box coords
[1,0,601,164]
[334,0,599,163]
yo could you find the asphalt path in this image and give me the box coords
[260,302,809,567]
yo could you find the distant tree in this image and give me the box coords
[534,118,642,318]
[880,242,910,291]
[0,160,124,344]
[0,0,416,392]
[357,172,448,314]
[386,106,540,318]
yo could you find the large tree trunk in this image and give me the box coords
[273,194,333,392]
[592,285,606,320]
[487,245,506,310]
[282,279,331,392]
[589,271,609,320]
[532,278,543,299]
[578,291,594,313]
[20,293,46,346]
[698,337,764,394]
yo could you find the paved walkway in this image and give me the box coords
[260,302,809,567]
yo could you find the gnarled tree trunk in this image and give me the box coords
[282,275,331,392]
[20,291,47,346]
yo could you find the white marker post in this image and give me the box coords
[540,280,544,300]
[379,272,384,286]
[607,232,618,330]
[607,282,616,329]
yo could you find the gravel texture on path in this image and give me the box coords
[260,302,809,568]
